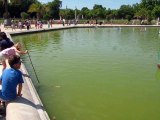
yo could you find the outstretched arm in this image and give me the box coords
[15,49,28,54]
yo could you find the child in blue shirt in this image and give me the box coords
[0,55,24,101]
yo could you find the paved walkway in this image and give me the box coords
[1,23,160,33]
[0,24,65,32]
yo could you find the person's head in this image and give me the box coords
[8,55,21,69]
[14,42,21,50]
[0,32,7,39]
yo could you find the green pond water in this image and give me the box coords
[13,27,160,120]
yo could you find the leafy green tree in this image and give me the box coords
[117,5,134,19]
[106,8,112,20]
[0,0,38,18]
[126,15,132,22]
[1,0,24,18]
[21,12,29,19]
[111,9,118,19]
[81,7,90,19]
[1,0,10,18]
[1,0,160,25]
[135,8,148,20]
[28,2,44,19]
[81,7,92,19]
[87,10,94,19]
[65,9,75,19]
[0,1,3,17]
[92,4,106,19]
[48,0,62,19]
[147,10,153,24]
[18,0,38,18]
[152,6,160,19]
[42,4,51,19]
[59,9,65,18]
[43,13,50,20]
[141,0,156,10]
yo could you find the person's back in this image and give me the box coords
[5,38,14,48]
[0,68,23,100]
[1,46,16,58]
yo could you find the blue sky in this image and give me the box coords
[39,0,140,9]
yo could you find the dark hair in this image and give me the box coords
[0,32,7,39]
[8,55,21,68]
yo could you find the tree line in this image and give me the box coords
[0,0,160,24]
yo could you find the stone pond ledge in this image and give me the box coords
[4,33,50,120]
[6,63,50,120]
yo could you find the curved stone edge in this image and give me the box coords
[21,63,50,120]
[6,33,50,120]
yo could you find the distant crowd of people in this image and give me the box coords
[2,18,82,31]
[3,19,31,31]
[47,18,79,28]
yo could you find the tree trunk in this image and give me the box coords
[4,0,8,13]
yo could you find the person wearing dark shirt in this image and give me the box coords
[0,32,14,51]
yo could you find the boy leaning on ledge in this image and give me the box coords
[0,55,24,107]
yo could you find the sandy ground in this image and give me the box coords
[0,23,66,33]
[1,23,160,33]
